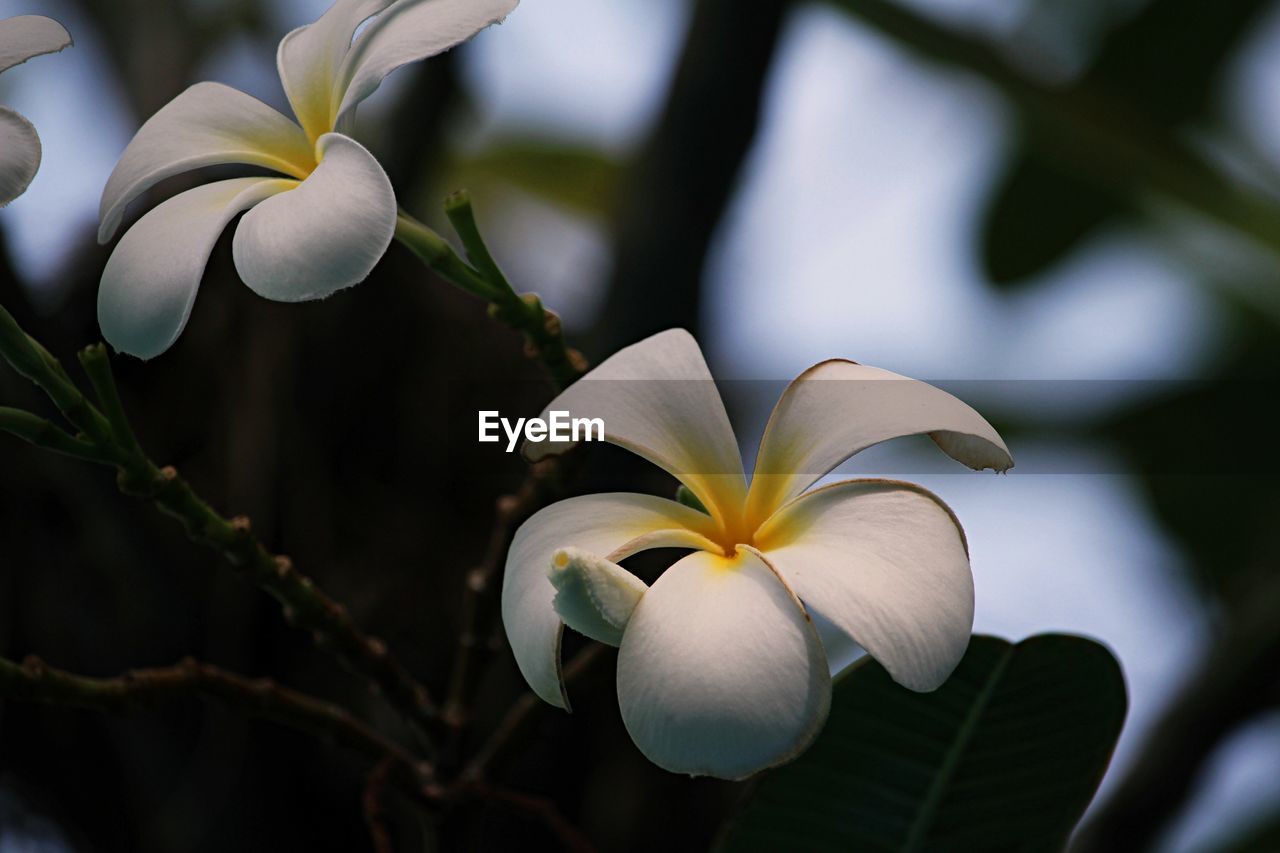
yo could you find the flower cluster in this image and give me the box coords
[4,0,1012,782]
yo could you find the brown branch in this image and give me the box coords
[364,758,397,853]
[460,644,609,784]
[0,655,433,806]
[442,459,570,733]
[460,783,597,853]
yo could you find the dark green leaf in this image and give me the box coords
[715,634,1126,853]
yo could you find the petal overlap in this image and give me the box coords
[746,359,1013,522]
[99,82,314,243]
[616,548,830,779]
[523,329,748,531]
[754,479,974,692]
[99,177,293,359]
[502,493,718,709]
[333,0,518,127]
[232,133,397,302]
[277,0,393,142]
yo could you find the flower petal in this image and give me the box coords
[501,493,719,709]
[333,0,518,127]
[617,548,830,779]
[745,360,1013,523]
[98,177,293,359]
[0,108,40,207]
[753,479,974,692]
[98,82,314,244]
[523,329,748,533]
[231,133,396,302]
[549,547,647,647]
[0,15,72,75]
[276,0,393,142]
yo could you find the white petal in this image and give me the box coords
[617,549,830,780]
[99,82,314,244]
[501,493,719,709]
[333,0,518,126]
[0,108,40,207]
[0,16,72,74]
[523,329,748,534]
[232,133,396,302]
[550,547,647,646]
[745,360,1013,522]
[754,479,974,692]
[98,177,292,359]
[277,0,393,142]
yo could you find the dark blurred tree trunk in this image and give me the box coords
[594,0,792,355]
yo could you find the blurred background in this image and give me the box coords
[1,0,1278,850]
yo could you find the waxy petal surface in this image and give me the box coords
[232,133,396,302]
[523,329,748,531]
[746,360,1012,521]
[755,479,974,692]
[99,82,314,243]
[617,548,830,779]
[99,178,292,359]
[502,493,718,709]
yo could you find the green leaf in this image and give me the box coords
[448,136,623,217]
[715,634,1126,853]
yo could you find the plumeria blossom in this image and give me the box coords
[96,0,517,359]
[0,16,72,206]
[501,329,1012,779]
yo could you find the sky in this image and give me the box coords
[0,0,1278,849]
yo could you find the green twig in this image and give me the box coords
[0,308,442,748]
[394,200,588,392]
[0,406,116,464]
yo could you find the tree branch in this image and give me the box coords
[0,655,432,805]
[0,308,442,747]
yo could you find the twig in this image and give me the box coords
[442,460,567,733]
[460,783,597,853]
[828,0,1280,256]
[460,644,608,784]
[0,309,441,747]
[0,655,432,805]
[394,199,588,392]
[364,757,397,853]
[0,406,116,464]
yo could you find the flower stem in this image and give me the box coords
[394,198,587,392]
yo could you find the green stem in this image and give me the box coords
[0,310,442,749]
[0,406,117,464]
[0,304,113,444]
[394,202,587,392]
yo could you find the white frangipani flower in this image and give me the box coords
[501,329,1012,779]
[96,0,517,359]
[0,16,72,206]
